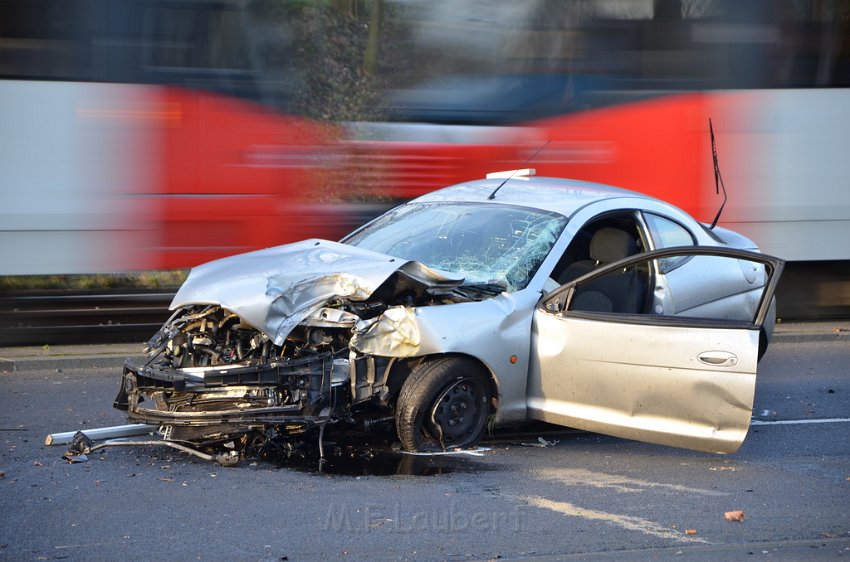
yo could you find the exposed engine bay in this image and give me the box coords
[114,304,350,456]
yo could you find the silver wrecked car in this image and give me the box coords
[114,171,783,456]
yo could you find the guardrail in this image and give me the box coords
[0,290,174,346]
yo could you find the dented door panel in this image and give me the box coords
[528,247,783,453]
[529,316,759,453]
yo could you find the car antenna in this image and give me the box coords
[708,119,727,230]
[488,140,551,200]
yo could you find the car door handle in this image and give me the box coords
[698,351,738,367]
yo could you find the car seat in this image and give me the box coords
[564,227,643,313]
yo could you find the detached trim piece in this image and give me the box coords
[44,423,155,446]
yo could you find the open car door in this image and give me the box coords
[528,247,784,453]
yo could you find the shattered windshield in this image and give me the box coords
[343,202,567,291]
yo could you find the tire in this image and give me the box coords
[395,356,491,452]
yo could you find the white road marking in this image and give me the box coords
[533,467,728,496]
[520,495,708,544]
[750,417,850,426]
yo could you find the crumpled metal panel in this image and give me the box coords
[171,239,463,345]
[349,290,540,426]
[351,306,421,356]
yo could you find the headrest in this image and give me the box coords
[589,227,635,264]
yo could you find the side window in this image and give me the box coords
[550,212,645,286]
[543,250,778,328]
[643,213,695,273]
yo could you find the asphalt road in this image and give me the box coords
[1,336,848,561]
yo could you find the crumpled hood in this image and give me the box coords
[171,239,464,345]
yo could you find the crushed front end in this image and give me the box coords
[110,240,478,459]
[113,304,354,453]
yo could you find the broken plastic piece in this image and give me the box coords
[62,431,94,463]
[521,437,560,447]
[724,510,745,522]
[63,452,88,463]
[214,451,239,467]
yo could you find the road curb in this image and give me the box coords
[772,323,850,343]
[772,332,849,343]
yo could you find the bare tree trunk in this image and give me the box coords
[363,0,383,76]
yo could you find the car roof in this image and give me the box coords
[411,175,661,217]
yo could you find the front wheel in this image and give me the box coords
[395,357,491,452]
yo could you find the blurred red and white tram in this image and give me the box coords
[2,1,849,321]
[1,0,339,274]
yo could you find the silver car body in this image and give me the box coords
[123,174,783,454]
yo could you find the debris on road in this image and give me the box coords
[724,510,745,522]
[521,437,560,448]
[63,450,88,464]
[51,429,240,467]
[45,423,155,446]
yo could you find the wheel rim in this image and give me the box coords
[427,377,485,446]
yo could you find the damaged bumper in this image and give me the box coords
[114,352,350,437]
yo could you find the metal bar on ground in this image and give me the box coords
[44,423,157,446]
